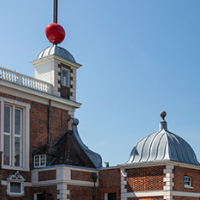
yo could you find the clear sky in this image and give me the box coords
[1,1,200,166]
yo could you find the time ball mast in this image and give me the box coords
[45,0,65,44]
[45,23,65,44]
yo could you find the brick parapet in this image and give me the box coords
[71,170,93,182]
[38,170,56,181]
[125,166,165,192]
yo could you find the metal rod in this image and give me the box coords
[53,0,58,23]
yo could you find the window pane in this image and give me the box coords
[4,135,10,165]
[34,155,39,167]
[4,106,10,133]
[10,182,21,193]
[62,69,68,86]
[14,137,21,167]
[15,109,21,135]
[40,155,46,166]
[108,193,116,200]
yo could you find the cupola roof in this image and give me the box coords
[37,44,76,63]
[126,111,200,166]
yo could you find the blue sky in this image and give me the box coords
[1,1,200,166]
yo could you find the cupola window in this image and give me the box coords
[184,176,192,188]
[61,68,69,87]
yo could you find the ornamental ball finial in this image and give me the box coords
[160,111,167,121]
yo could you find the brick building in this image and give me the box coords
[1,5,200,200]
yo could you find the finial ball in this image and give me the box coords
[45,23,65,44]
[160,111,167,121]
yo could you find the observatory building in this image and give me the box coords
[0,2,200,200]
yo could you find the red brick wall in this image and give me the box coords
[99,168,120,188]
[71,170,94,182]
[68,185,96,200]
[38,170,56,181]
[30,101,70,149]
[126,166,165,192]
[0,93,70,167]
[173,166,200,192]
[99,168,121,200]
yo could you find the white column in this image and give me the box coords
[163,165,174,200]
[121,167,127,200]
[57,183,70,200]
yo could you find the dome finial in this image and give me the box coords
[160,111,167,121]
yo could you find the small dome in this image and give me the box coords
[126,111,200,166]
[38,45,76,63]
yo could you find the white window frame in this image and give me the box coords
[61,68,70,87]
[184,176,193,188]
[104,193,116,200]
[7,171,25,197]
[34,154,46,168]
[0,97,30,171]
[34,193,43,200]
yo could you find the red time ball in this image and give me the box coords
[45,23,65,44]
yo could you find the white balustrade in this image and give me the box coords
[0,67,52,94]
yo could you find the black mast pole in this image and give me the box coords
[53,0,58,23]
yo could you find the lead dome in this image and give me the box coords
[38,45,76,63]
[126,111,200,166]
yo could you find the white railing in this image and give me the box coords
[0,67,52,94]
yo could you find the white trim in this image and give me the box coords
[121,190,167,198]
[6,171,25,197]
[57,183,69,200]
[32,179,96,187]
[184,175,192,188]
[30,54,82,69]
[104,193,108,200]
[0,82,81,110]
[172,191,200,197]
[1,97,30,171]
[34,154,46,168]
[118,160,200,170]
[121,190,200,198]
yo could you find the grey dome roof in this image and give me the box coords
[38,45,76,63]
[126,112,200,166]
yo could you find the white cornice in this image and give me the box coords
[172,191,200,197]
[30,55,82,69]
[0,80,81,110]
[118,160,200,170]
[31,179,97,187]
[121,190,200,198]
[32,165,98,173]
[121,190,167,198]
